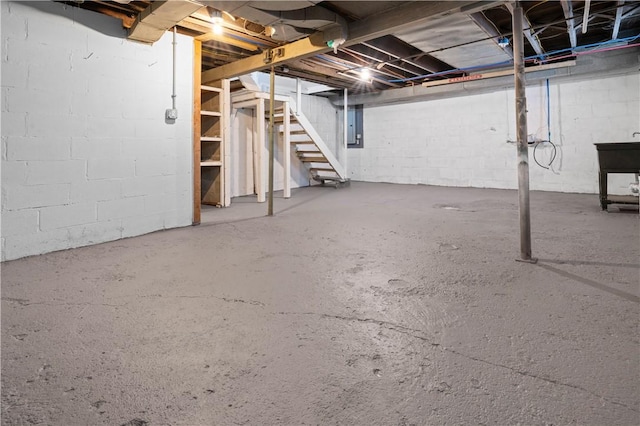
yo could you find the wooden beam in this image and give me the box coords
[583,0,592,33]
[560,0,577,49]
[193,40,202,225]
[506,3,545,57]
[470,11,514,58]
[196,32,260,51]
[129,0,204,43]
[202,1,478,84]
[612,1,625,40]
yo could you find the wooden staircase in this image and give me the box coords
[272,104,347,184]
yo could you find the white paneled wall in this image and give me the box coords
[349,70,639,195]
[1,1,194,261]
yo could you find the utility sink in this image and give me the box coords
[594,142,640,210]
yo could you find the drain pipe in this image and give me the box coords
[165,27,178,120]
[513,1,536,263]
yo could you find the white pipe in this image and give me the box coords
[172,27,177,109]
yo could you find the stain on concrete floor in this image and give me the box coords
[1,182,638,425]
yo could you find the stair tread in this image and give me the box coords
[310,167,336,172]
[300,158,329,163]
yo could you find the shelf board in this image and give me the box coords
[201,111,222,117]
[201,161,222,167]
[201,85,222,93]
[201,136,222,142]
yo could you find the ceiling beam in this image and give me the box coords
[582,0,592,33]
[560,0,577,49]
[202,1,478,84]
[469,11,514,58]
[128,0,205,43]
[612,1,625,40]
[362,36,453,74]
[506,3,545,57]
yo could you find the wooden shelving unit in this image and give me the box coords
[200,84,224,206]
[193,40,230,224]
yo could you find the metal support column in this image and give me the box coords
[513,1,535,262]
[268,66,275,216]
[343,88,348,177]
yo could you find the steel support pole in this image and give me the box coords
[268,66,275,216]
[513,2,535,262]
[343,88,348,176]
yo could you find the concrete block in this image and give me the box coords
[1,2,28,39]
[135,156,176,177]
[3,183,70,210]
[25,160,86,185]
[86,117,136,139]
[1,112,27,137]
[122,175,172,198]
[26,113,86,138]
[6,87,72,115]
[87,158,134,180]
[40,202,96,231]
[1,209,39,238]
[3,228,70,261]
[1,161,27,185]
[121,138,171,159]
[6,136,71,161]
[97,196,145,221]
[71,137,122,159]
[68,219,123,248]
[144,194,170,215]
[70,179,122,203]
[1,58,28,89]
[121,213,165,238]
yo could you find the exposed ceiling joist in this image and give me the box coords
[506,2,545,57]
[612,0,625,40]
[363,36,453,74]
[202,1,478,84]
[470,11,514,58]
[583,0,592,33]
[560,0,577,49]
[128,0,205,43]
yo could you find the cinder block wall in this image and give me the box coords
[1,1,194,261]
[348,60,639,195]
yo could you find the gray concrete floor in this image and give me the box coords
[1,182,639,426]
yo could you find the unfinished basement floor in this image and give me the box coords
[2,182,639,426]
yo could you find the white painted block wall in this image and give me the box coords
[349,68,640,195]
[1,1,194,261]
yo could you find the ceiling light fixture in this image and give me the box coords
[359,67,371,81]
[211,10,224,35]
[498,37,509,48]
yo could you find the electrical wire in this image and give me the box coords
[533,140,557,169]
[533,78,557,170]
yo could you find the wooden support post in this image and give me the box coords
[222,79,231,207]
[513,2,535,262]
[256,99,266,203]
[296,78,302,116]
[192,40,202,225]
[283,101,291,199]
[268,66,275,216]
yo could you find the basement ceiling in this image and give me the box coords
[61,1,640,93]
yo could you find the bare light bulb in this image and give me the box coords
[359,68,371,81]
